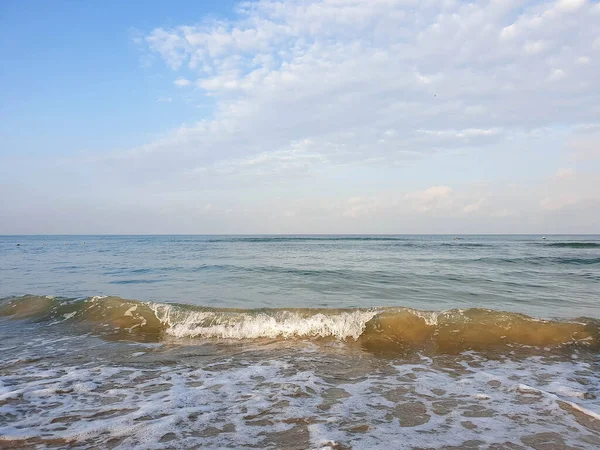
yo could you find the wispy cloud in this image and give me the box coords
[124,0,600,177]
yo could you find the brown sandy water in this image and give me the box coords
[1,295,600,449]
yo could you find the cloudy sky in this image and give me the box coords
[1,0,599,234]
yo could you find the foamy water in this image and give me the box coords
[0,324,599,449]
[151,303,379,340]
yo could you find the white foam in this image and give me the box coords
[124,305,137,317]
[514,382,600,420]
[1,328,599,449]
[151,304,378,340]
[563,400,600,421]
[412,309,440,326]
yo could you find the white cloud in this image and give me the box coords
[576,56,591,64]
[463,198,485,214]
[416,128,503,140]
[174,78,191,87]
[405,186,454,213]
[555,0,587,13]
[127,0,598,177]
[157,96,173,103]
[342,196,380,218]
[408,186,454,202]
[190,138,328,178]
[547,68,566,82]
[555,168,575,179]
[500,24,519,40]
[540,195,579,211]
[524,40,547,55]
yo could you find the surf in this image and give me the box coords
[1,295,598,354]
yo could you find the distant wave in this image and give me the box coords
[205,236,410,243]
[545,242,600,249]
[438,243,494,247]
[112,259,600,283]
[470,256,600,265]
[204,237,496,247]
[1,295,598,354]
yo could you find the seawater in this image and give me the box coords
[1,235,599,449]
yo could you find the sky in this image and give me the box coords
[1,0,599,234]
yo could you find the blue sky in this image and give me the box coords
[0,1,237,154]
[1,0,599,234]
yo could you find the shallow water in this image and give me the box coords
[1,235,599,448]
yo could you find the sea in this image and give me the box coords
[0,235,599,449]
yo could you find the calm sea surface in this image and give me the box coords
[1,234,599,317]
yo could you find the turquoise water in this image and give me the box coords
[1,235,599,318]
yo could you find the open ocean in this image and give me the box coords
[1,235,599,449]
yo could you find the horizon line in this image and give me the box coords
[1,233,599,237]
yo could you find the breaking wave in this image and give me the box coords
[1,295,598,354]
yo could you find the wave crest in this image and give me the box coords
[151,304,377,340]
[1,296,598,354]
